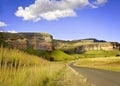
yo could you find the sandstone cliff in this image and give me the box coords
[53,39,120,54]
[1,32,120,53]
[0,32,54,51]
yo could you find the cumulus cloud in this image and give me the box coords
[0,21,7,27]
[7,30,17,33]
[15,0,107,21]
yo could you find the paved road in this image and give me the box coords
[68,62,120,86]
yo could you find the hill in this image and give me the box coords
[53,38,120,54]
[1,32,120,59]
[25,48,74,61]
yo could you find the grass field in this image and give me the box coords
[71,50,120,59]
[75,57,120,72]
[0,47,90,86]
[0,47,66,86]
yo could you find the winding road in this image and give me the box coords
[69,62,120,86]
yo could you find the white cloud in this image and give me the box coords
[15,0,107,21]
[8,30,17,33]
[40,9,76,20]
[96,0,107,4]
[0,21,7,27]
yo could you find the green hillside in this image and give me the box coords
[84,50,120,57]
[50,50,74,61]
[72,50,120,58]
[25,48,75,61]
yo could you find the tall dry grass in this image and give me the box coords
[54,66,92,86]
[0,47,65,86]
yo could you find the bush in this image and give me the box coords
[116,54,120,57]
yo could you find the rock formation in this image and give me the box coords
[75,42,120,53]
[53,39,120,53]
[1,32,120,53]
[0,32,54,51]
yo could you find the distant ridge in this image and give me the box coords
[53,38,120,54]
[79,38,106,42]
[0,32,120,54]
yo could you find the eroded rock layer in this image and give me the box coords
[0,32,54,51]
[53,39,120,53]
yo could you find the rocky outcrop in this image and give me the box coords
[75,42,120,53]
[54,39,120,53]
[1,32,120,53]
[0,32,54,51]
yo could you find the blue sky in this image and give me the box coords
[0,0,120,42]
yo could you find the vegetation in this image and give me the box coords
[50,50,75,61]
[72,50,120,58]
[75,57,120,72]
[0,47,91,86]
[54,67,92,86]
[0,33,8,47]
[25,48,75,61]
[0,47,66,86]
[84,50,120,57]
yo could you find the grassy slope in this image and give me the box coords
[0,47,65,86]
[72,50,120,58]
[75,57,120,72]
[0,47,90,86]
[50,50,75,61]
[25,48,75,61]
[84,50,120,57]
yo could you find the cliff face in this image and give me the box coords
[1,32,120,53]
[75,42,120,53]
[0,32,54,51]
[54,39,120,53]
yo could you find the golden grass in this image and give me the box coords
[75,57,120,72]
[0,47,47,68]
[0,47,65,86]
[54,66,92,86]
[0,63,65,86]
[0,47,93,86]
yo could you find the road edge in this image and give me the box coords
[67,61,95,86]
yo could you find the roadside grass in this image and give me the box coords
[0,64,65,86]
[54,66,92,86]
[0,47,65,86]
[75,57,120,72]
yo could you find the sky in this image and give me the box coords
[0,0,120,42]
